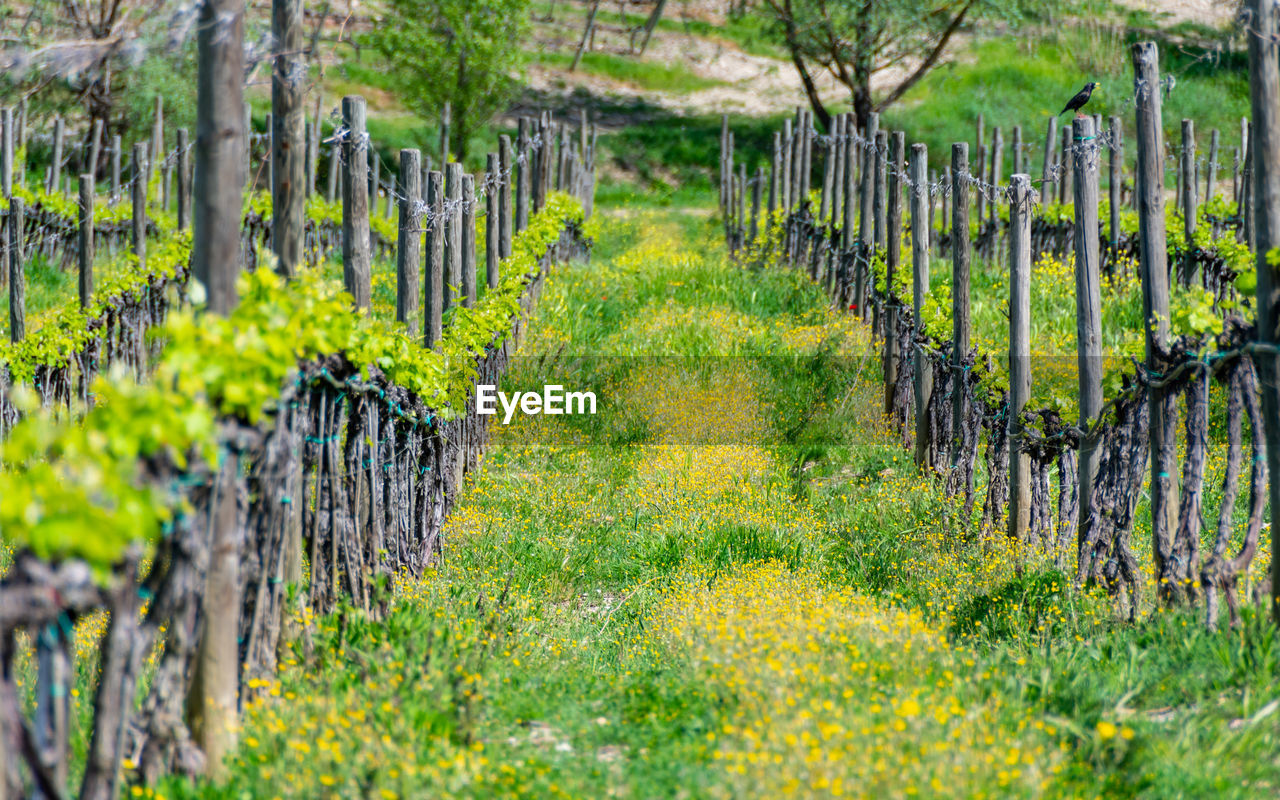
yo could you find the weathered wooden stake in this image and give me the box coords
[1059,124,1072,205]
[307,93,322,195]
[48,117,65,194]
[1244,0,1280,622]
[873,129,888,250]
[341,95,372,311]
[132,143,148,270]
[911,143,933,470]
[832,114,845,222]
[1206,128,1220,202]
[1133,41,1179,603]
[462,173,477,308]
[820,135,835,222]
[424,170,444,348]
[1181,118,1198,285]
[781,118,793,212]
[769,131,780,220]
[89,117,104,181]
[883,131,905,413]
[1,107,11,198]
[1007,173,1033,542]
[950,143,971,464]
[182,3,245,788]
[9,196,24,342]
[1108,116,1122,262]
[444,162,462,313]
[327,140,339,203]
[272,0,305,277]
[396,149,422,334]
[151,96,164,189]
[974,143,987,222]
[747,164,762,246]
[801,110,813,206]
[110,134,121,204]
[486,152,500,289]
[990,127,1003,222]
[1041,117,1058,202]
[79,175,94,308]
[1243,123,1255,249]
[1072,116,1103,563]
[499,134,513,259]
[855,113,879,319]
[516,119,530,232]
[177,128,191,230]
[1012,124,1023,176]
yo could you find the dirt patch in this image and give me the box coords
[1111,0,1237,29]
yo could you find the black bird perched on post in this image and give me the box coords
[1060,82,1099,116]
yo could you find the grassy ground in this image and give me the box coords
[134,201,1280,800]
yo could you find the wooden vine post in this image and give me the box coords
[883,131,905,414]
[307,93,322,196]
[444,162,463,314]
[462,173,477,308]
[950,143,971,468]
[499,134,513,259]
[49,116,64,195]
[396,148,422,334]
[1011,124,1023,176]
[800,109,813,208]
[79,175,94,309]
[1059,125,1072,205]
[769,131,780,220]
[781,118,792,212]
[1181,119,1198,285]
[177,128,191,230]
[151,96,164,191]
[1,106,11,198]
[1041,117,1057,203]
[790,109,804,213]
[1108,117,1121,262]
[910,143,933,470]
[111,134,122,204]
[750,166,763,245]
[424,170,445,348]
[1245,0,1280,622]
[990,128,1004,223]
[1007,173,1033,542]
[341,95,372,312]
[873,130,888,256]
[1206,128,1220,202]
[132,143,148,271]
[975,143,987,222]
[184,0,245,786]
[856,113,879,319]
[720,114,729,214]
[820,133,835,222]
[840,121,856,258]
[8,196,23,342]
[327,139,339,203]
[486,152,500,289]
[271,0,305,277]
[516,119,530,233]
[1072,115,1103,562]
[832,114,845,223]
[1133,41,1181,604]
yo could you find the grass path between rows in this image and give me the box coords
[167,207,1279,800]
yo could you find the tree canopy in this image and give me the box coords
[366,0,530,162]
[759,0,1050,129]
